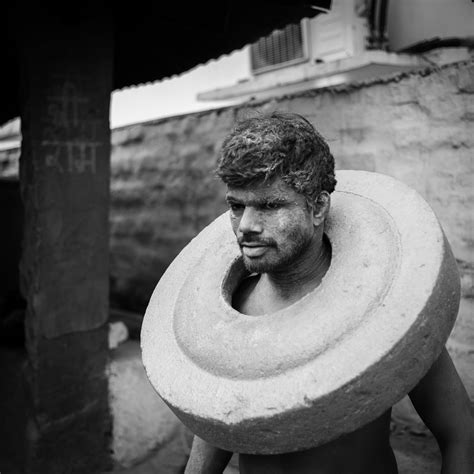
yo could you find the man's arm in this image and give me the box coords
[184,436,233,474]
[409,347,474,474]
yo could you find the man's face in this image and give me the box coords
[226,178,316,274]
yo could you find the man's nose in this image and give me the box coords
[238,207,263,235]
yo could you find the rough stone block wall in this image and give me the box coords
[109,59,474,403]
[110,111,236,311]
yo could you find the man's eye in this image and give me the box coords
[263,202,281,210]
[229,203,244,212]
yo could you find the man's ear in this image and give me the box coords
[312,191,330,226]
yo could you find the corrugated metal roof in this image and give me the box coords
[1,1,331,126]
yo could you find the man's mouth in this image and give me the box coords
[239,242,272,258]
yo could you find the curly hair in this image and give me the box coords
[216,112,336,203]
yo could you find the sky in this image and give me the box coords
[110,47,250,129]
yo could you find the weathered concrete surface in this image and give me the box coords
[0,329,110,474]
[0,346,28,474]
[142,171,460,454]
[14,5,113,472]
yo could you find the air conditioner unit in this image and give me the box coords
[250,22,309,74]
[249,0,367,75]
[309,0,366,62]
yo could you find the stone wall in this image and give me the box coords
[109,59,474,400]
[109,111,234,311]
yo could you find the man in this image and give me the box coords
[184,112,473,473]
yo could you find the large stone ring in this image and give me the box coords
[141,170,460,454]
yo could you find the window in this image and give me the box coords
[251,22,308,73]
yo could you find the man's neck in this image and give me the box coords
[261,233,331,305]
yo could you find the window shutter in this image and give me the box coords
[251,23,307,73]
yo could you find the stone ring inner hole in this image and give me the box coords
[221,234,332,317]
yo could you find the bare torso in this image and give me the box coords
[233,274,399,474]
[239,410,397,474]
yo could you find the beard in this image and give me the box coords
[240,228,313,274]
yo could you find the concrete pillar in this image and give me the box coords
[16,7,113,473]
